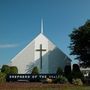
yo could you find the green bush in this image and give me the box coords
[0,72,6,83]
[72,71,83,79]
[56,67,63,75]
[54,75,68,84]
[72,64,84,82]
[88,72,90,78]
[1,65,18,74]
[64,65,72,83]
[10,66,18,74]
[0,65,18,82]
[31,66,39,74]
[72,78,83,86]
[1,65,10,74]
[73,64,80,72]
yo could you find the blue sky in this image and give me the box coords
[0,0,90,65]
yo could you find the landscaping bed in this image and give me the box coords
[0,82,90,90]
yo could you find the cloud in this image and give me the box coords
[0,44,19,48]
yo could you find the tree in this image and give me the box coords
[31,66,39,74]
[69,20,90,67]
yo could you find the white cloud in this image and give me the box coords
[0,44,19,48]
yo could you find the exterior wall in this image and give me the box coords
[11,41,35,74]
[10,33,71,74]
[34,34,49,73]
[48,40,71,73]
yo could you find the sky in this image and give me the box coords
[0,0,90,65]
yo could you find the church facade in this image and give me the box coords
[10,21,71,74]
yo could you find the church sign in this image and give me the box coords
[6,74,60,82]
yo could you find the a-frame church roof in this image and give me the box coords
[11,32,71,62]
[10,19,71,74]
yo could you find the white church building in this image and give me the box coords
[10,20,71,74]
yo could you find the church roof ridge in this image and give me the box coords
[11,33,45,62]
[11,32,71,63]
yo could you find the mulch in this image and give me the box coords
[0,82,73,89]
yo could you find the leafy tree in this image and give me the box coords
[1,65,10,74]
[56,67,63,75]
[10,66,18,74]
[69,20,90,67]
[31,66,39,74]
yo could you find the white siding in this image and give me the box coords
[48,40,71,73]
[10,33,71,74]
[34,34,49,73]
[11,41,35,73]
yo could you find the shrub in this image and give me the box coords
[72,78,83,86]
[89,72,90,77]
[54,75,68,84]
[73,64,80,72]
[72,64,84,81]
[31,66,39,74]
[46,78,52,83]
[0,72,6,83]
[64,65,72,83]
[72,71,83,79]
[1,65,10,74]
[1,65,18,74]
[42,78,53,83]
[10,66,18,74]
[56,67,63,75]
